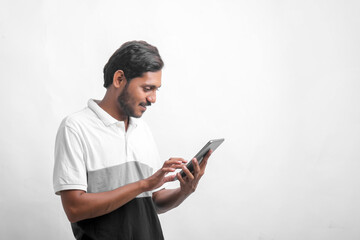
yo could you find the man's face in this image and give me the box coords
[117,71,162,118]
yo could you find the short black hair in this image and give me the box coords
[103,40,164,88]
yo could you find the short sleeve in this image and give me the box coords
[53,120,87,195]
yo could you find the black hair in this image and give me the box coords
[103,40,164,88]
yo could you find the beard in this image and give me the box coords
[117,84,151,118]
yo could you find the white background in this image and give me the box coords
[1,0,360,239]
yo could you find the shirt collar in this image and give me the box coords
[88,99,138,128]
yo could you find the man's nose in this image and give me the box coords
[147,91,156,104]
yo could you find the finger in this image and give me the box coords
[177,172,186,185]
[170,160,188,169]
[182,165,194,180]
[203,150,213,161]
[164,174,177,182]
[165,159,182,166]
[163,162,182,170]
[169,164,185,170]
[180,158,188,163]
[164,158,186,167]
[192,158,201,177]
[200,150,212,168]
[168,158,187,163]
[161,167,176,173]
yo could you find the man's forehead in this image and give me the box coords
[137,71,162,86]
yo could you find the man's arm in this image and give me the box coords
[60,158,185,223]
[152,150,212,214]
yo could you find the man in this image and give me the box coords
[53,40,212,240]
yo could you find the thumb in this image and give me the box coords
[163,174,177,183]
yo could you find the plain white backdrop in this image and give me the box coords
[1,0,360,239]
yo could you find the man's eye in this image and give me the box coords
[143,86,159,92]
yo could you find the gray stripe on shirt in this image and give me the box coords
[87,161,153,198]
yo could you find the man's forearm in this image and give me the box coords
[61,180,148,223]
[152,188,191,214]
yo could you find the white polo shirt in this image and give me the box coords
[53,99,162,197]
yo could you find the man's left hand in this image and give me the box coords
[176,150,212,195]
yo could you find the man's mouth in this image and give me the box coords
[139,102,150,111]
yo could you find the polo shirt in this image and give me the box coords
[53,99,164,240]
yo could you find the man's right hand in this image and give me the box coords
[142,158,187,191]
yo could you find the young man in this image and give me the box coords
[53,41,212,240]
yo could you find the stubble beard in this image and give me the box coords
[117,89,136,118]
[117,85,142,118]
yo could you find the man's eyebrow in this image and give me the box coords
[143,84,161,89]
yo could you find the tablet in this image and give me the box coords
[174,138,224,180]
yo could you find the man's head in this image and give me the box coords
[103,40,164,88]
[103,41,163,119]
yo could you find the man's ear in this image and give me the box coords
[113,70,127,88]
